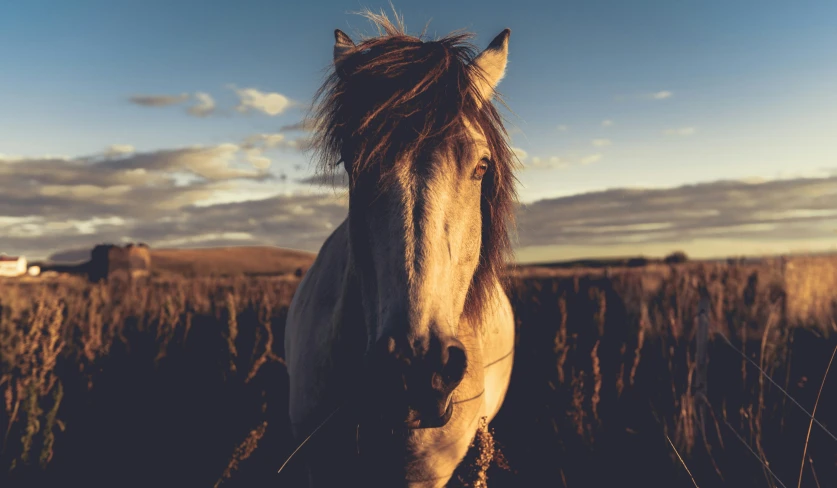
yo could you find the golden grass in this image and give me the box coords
[1,255,836,487]
[215,421,268,488]
[783,257,837,328]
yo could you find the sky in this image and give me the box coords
[1,0,837,263]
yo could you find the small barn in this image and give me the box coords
[88,243,152,282]
[0,255,28,277]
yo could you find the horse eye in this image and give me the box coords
[473,158,490,180]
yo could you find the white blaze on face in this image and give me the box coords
[345,29,511,353]
[364,124,489,350]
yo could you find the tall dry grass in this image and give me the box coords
[0,256,835,487]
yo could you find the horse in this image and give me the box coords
[284,12,518,487]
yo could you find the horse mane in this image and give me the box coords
[309,10,519,320]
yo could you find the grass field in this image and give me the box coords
[2,252,836,487]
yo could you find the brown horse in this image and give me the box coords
[284,12,518,487]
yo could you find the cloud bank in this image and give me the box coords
[516,177,837,251]
[3,130,836,262]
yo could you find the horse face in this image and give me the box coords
[355,138,487,428]
[335,30,511,430]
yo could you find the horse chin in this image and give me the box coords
[358,399,455,450]
[356,400,464,488]
[408,397,454,429]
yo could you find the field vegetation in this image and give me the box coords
[2,252,836,487]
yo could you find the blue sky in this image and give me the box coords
[2,0,836,261]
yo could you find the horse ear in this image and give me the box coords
[334,29,356,66]
[471,29,511,106]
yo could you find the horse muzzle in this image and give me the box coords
[362,333,466,429]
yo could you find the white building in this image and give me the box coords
[0,255,28,277]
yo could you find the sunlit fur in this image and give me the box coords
[285,11,518,487]
[310,12,519,322]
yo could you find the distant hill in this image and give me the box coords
[511,255,659,270]
[48,248,93,264]
[149,246,316,277]
[35,245,317,278]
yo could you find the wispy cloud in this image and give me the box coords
[104,144,135,158]
[649,90,673,100]
[129,88,296,118]
[528,156,569,170]
[129,92,216,117]
[580,154,603,165]
[664,127,697,136]
[591,139,612,147]
[230,86,294,116]
[556,124,569,132]
[515,175,837,250]
[239,132,310,169]
[279,119,316,132]
[512,147,529,162]
[244,149,272,170]
[601,119,614,127]
[240,133,295,150]
[187,92,216,117]
[520,153,603,170]
[128,93,189,107]
[298,172,350,188]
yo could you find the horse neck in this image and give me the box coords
[329,253,369,365]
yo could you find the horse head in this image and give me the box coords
[312,13,516,435]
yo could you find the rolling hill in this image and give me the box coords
[36,245,317,278]
[148,246,316,277]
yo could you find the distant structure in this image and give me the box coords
[664,251,689,265]
[0,255,28,277]
[88,243,151,282]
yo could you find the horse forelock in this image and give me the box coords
[309,11,519,324]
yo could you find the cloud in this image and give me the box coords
[556,125,569,132]
[129,94,190,107]
[105,144,268,181]
[4,143,837,263]
[528,156,569,170]
[580,154,602,165]
[241,133,294,150]
[649,90,673,100]
[187,92,216,117]
[280,120,316,132]
[129,92,215,117]
[521,153,603,170]
[664,127,697,136]
[245,149,272,170]
[0,144,271,223]
[238,132,311,169]
[104,145,135,158]
[129,88,297,118]
[298,172,350,188]
[0,142,347,258]
[2,191,349,260]
[512,147,529,162]
[230,86,294,116]
[601,119,614,127]
[591,139,612,147]
[515,176,837,250]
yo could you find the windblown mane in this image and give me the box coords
[309,11,519,320]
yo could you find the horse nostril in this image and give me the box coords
[441,342,467,389]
